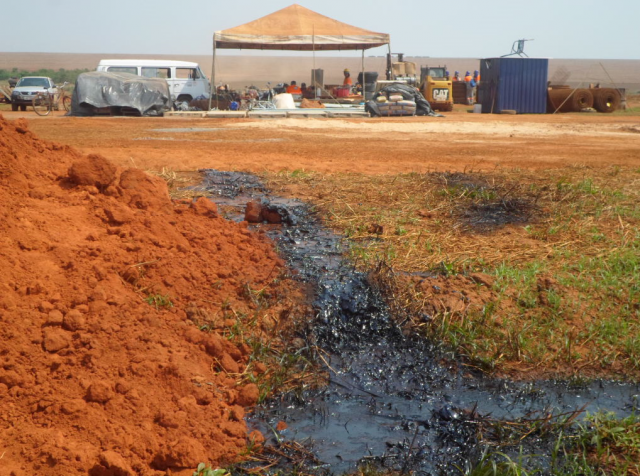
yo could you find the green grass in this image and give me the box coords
[566,412,640,475]
[144,293,174,310]
[469,412,640,476]
[193,464,228,476]
[612,106,640,116]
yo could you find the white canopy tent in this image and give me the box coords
[209,4,391,108]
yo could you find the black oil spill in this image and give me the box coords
[198,169,640,475]
[434,171,539,232]
[463,199,535,230]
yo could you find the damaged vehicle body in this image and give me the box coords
[68,71,172,117]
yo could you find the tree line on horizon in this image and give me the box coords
[0,68,90,85]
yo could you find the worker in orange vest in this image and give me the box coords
[343,69,353,86]
[453,71,461,81]
[474,70,481,84]
[286,81,302,94]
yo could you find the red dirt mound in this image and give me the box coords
[0,115,302,476]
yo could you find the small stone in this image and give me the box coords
[204,334,224,358]
[46,310,64,326]
[85,382,114,404]
[42,328,71,353]
[218,353,240,374]
[103,204,134,225]
[245,201,262,223]
[262,208,282,224]
[63,310,86,331]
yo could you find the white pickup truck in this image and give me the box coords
[10,76,57,111]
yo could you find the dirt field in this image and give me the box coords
[5,106,639,174]
[12,105,639,376]
[2,105,640,474]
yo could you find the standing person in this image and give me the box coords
[343,69,353,86]
[464,71,474,105]
[453,71,461,81]
[472,70,480,104]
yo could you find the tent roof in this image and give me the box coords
[214,4,390,51]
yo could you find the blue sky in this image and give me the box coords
[2,0,639,59]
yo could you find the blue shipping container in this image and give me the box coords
[478,58,549,114]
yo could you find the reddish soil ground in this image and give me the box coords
[7,107,639,174]
[1,107,639,475]
[0,115,306,476]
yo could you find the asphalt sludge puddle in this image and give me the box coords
[197,169,640,474]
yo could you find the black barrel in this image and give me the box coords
[311,69,324,88]
[358,72,379,100]
[358,71,379,84]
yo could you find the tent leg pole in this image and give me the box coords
[209,37,216,111]
[312,25,316,100]
[361,49,365,101]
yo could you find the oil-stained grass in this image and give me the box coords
[265,166,640,379]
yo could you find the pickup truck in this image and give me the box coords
[10,76,57,111]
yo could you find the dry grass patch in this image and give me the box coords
[265,165,640,379]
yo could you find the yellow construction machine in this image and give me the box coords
[385,54,453,112]
[419,66,453,112]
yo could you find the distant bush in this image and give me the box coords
[0,68,90,84]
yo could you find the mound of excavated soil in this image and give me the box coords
[0,115,300,476]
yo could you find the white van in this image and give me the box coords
[96,59,210,102]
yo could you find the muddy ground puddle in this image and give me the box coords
[197,170,640,474]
